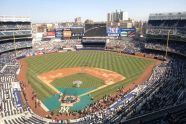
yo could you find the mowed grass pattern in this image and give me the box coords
[26,51,154,101]
[51,73,104,88]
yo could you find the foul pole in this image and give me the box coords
[165,30,171,60]
[13,31,17,57]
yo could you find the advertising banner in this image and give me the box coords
[107,28,120,37]
[63,30,72,38]
[120,31,128,37]
[71,27,84,37]
[108,33,120,37]
[47,31,55,36]
[55,32,62,35]
[55,29,63,38]
[120,28,136,37]
[72,33,84,37]
[107,28,120,34]
[119,28,136,32]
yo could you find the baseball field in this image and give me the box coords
[25,50,155,112]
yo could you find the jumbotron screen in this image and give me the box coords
[84,23,107,37]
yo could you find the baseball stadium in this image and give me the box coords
[0,1,186,124]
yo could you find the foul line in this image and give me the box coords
[78,84,108,97]
[37,76,60,94]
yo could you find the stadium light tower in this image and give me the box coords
[165,30,171,60]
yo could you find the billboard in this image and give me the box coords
[85,23,107,37]
[56,32,63,38]
[120,28,136,37]
[108,33,120,37]
[55,28,63,38]
[119,28,136,32]
[71,27,84,37]
[107,28,136,37]
[63,30,72,38]
[47,31,55,36]
[72,33,84,37]
[107,28,120,34]
[107,28,120,37]
[120,31,128,37]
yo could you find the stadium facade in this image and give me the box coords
[145,12,186,58]
[146,12,186,42]
[0,16,32,55]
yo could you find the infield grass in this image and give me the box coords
[51,73,104,88]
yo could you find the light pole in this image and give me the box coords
[165,30,171,60]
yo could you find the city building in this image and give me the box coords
[74,17,81,24]
[107,20,133,29]
[84,19,94,24]
[107,10,128,22]
[32,23,47,33]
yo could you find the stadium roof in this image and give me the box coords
[149,12,186,20]
[0,16,30,22]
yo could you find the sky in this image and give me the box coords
[1,0,186,23]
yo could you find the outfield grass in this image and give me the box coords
[26,50,154,101]
[51,73,104,88]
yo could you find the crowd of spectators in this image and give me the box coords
[69,56,186,124]
[146,19,186,42]
[0,50,60,124]
[121,56,186,123]
[33,40,81,52]
[106,39,143,54]
[148,19,186,28]
[0,39,186,124]
[0,41,32,53]
[144,41,186,55]
[146,29,176,36]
